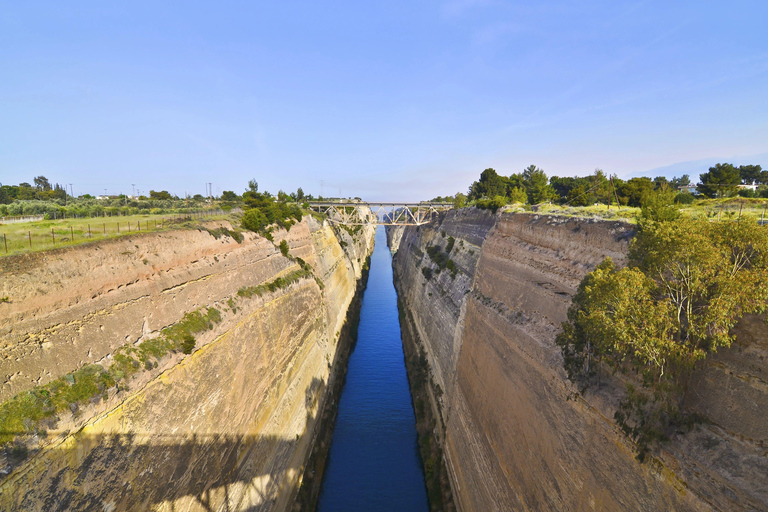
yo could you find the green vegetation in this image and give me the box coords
[0,306,222,448]
[279,239,290,257]
[338,223,362,238]
[240,180,304,236]
[0,177,242,219]
[237,268,314,298]
[199,225,244,243]
[424,237,458,279]
[1,212,231,257]
[556,215,768,460]
[458,163,767,214]
[698,163,767,198]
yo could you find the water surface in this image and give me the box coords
[317,226,429,511]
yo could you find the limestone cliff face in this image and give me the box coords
[0,216,375,511]
[391,209,768,512]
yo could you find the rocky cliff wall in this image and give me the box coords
[0,215,375,511]
[391,209,768,512]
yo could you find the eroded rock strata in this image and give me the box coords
[0,216,374,511]
[390,209,768,512]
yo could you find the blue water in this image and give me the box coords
[317,227,429,512]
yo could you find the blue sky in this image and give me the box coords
[2,1,767,201]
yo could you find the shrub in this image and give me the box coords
[475,195,508,212]
[557,216,768,460]
[279,239,290,257]
[180,334,196,354]
[445,236,455,254]
[242,209,268,233]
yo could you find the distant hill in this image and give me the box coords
[629,152,768,182]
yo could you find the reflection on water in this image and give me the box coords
[318,227,429,511]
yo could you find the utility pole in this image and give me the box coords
[132,184,136,199]
[320,180,325,200]
[69,183,74,198]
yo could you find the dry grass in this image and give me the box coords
[0,212,227,257]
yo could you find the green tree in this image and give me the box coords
[738,164,763,184]
[468,168,508,200]
[670,175,691,189]
[698,163,740,198]
[241,208,268,233]
[508,186,528,204]
[641,188,680,222]
[616,177,654,207]
[221,190,239,201]
[33,176,51,191]
[149,190,173,200]
[558,216,768,459]
[522,165,555,204]
[453,192,467,208]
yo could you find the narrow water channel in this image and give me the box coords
[317,226,429,511]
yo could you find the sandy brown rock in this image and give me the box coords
[392,209,768,512]
[0,217,375,511]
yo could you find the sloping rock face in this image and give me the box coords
[391,209,768,512]
[0,216,374,511]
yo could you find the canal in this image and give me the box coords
[317,226,429,511]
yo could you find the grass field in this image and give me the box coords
[0,210,229,257]
[528,198,768,224]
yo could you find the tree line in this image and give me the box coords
[431,163,766,211]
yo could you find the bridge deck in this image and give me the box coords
[307,202,453,226]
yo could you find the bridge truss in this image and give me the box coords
[307,202,453,226]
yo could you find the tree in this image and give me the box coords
[616,177,654,207]
[453,192,466,208]
[698,163,740,198]
[33,176,51,191]
[589,169,612,205]
[468,168,508,200]
[296,187,305,201]
[558,213,768,459]
[653,176,669,190]
[508,186,528,204]
[149,190,173,200]
[640,188,681,223]
[738,164,763,185]
[521,165,555,204]
[670,175,691,189]
[221,190,239,201]
[241,209,268,233]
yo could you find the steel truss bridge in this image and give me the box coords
[307,202,453,226]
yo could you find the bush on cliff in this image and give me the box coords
[241,180,303,237]
[556,216,768,460]
[0,306,223,450]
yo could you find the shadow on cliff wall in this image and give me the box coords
[1,378,327,512]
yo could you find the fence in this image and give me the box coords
[1,209,227,255]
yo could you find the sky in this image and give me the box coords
[1,1,767,201]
